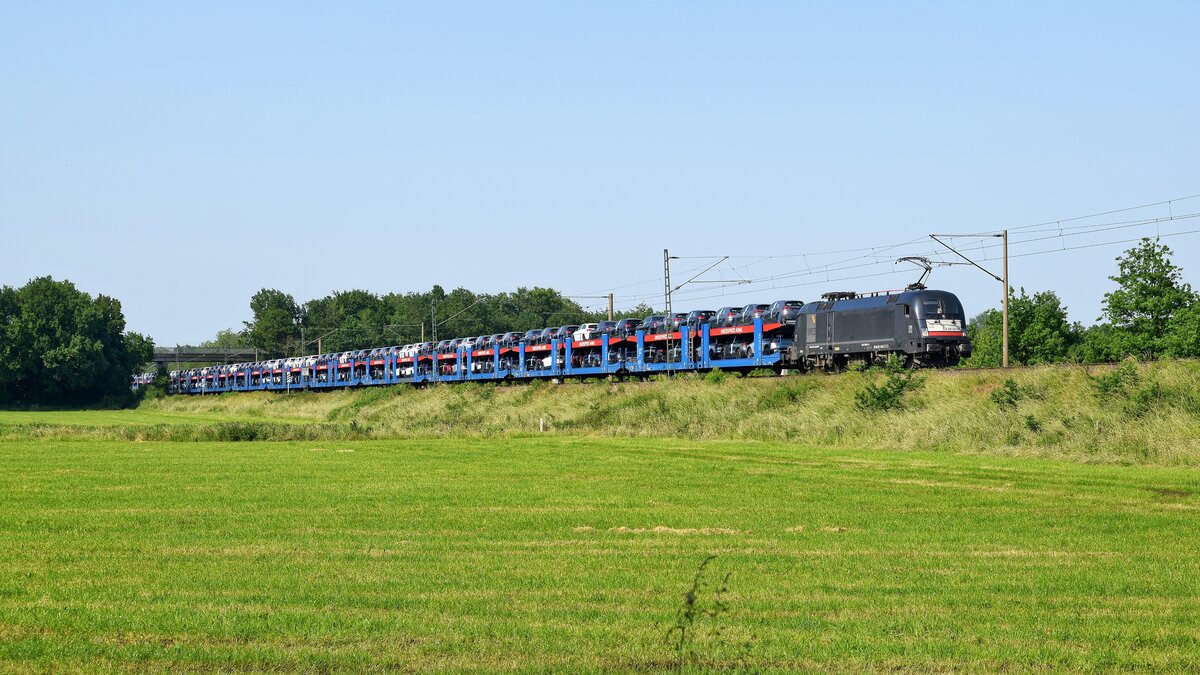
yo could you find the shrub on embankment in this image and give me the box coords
[6,360,1199,465]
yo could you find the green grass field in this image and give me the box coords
[0,408,311,427]
[2,434,1199,671]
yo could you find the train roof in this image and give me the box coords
[802,288,962,312]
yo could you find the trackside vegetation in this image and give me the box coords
[3,358,1197,465]
[1,437,1198,671]
[967,238,1199,365]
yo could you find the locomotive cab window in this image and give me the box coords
[921,298,963,317]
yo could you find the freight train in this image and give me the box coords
[150,288,971,394]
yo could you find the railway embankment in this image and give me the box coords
[5,359,1199,465]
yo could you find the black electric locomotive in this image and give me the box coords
[789,289,972,369]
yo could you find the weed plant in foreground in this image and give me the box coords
[1,436,1198,671]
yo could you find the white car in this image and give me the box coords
[573,323,598,341]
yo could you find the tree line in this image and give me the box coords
[204,236,1200,366]
[228,286,655,357]
[966,238,1200,366]
[0,277,154,406]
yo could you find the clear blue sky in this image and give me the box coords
[2,2,1197,346]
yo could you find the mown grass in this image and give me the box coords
[1,437,1198,672]
[3,359,1197,464]
[0,407,313,427]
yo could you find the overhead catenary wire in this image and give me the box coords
[617,207,1200,306]
[1003,192,1200,232]
[654,226,1200,307]
[662,195,1198,275]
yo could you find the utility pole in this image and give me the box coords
[568,293,616,320]
[431,303,437,343]
[663,249,672,317]
[1001,229,1009,368]
[420,323,425,342]
[661,251,741,373]
[929,232,1011,368]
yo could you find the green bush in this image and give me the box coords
[990,379,1025,408]
[139,376,171,401]
[854,356,924,412]
[704,369,729,385]
[1091,359,1140,398]
[1126,382,1164,418]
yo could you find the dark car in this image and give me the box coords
[713,306,741,327]
[738,304,771,324]
[684,309,716,330]
[765,299,805,324]
[556,325,579,343]
[612,318,641,337]
[435,339,454,353]
[593,320,617,336]
[654,313,687,333]
[763,333,794,356]
[637,315,666,333]
[539,327,559,343]
[523,329,544,344]
[499,332,522,347]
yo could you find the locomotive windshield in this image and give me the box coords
[920,298,962,317]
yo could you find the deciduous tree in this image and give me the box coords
[965,288,1080,366]
[0,277,153,405]
[1099,238,1195,357]
[244,289,300,356]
